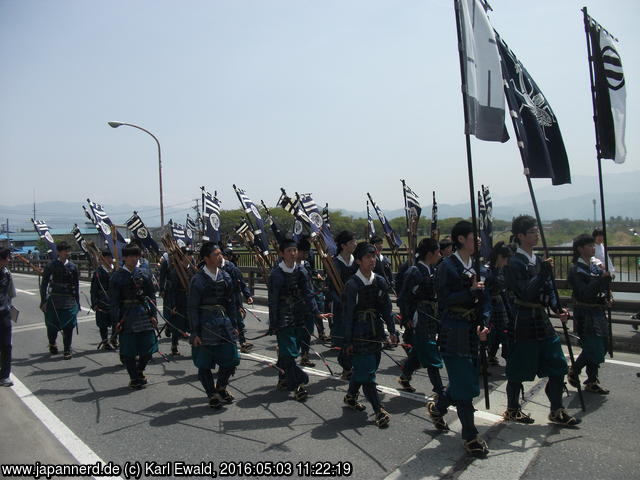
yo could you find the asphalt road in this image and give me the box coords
[2,272,639,480]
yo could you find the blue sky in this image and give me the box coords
[1,0,637,223]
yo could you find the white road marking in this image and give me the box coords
[9,374,123,480]
[605,358,640,368]
[12,272,92,286]
[243,351,502,422]
[13,316,96,333]
[245,308,334,326]
[16,289,36,296]
[246,307,269,314]
[564,352,640,369]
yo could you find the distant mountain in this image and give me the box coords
[0,202,181,231]
[2,171,638,231]
[339,171,640,221]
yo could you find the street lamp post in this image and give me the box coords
[108,121,165,227]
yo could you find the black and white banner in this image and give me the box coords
[456,0,507,142]
[32,219,57,259]
[586,13,626,163]
[86,199,126,257]
[497,33,571,185]
[367,193,403,249]
[185,215,196,246]
[170,220,189,248]
[403,182,422,219]
[366,201,376,238]
[126,213,160,254]
[233,185,269,255]
[299,193,336,255]
[478,189,492,260]
[71,224,89,256]
[201,188,221,243]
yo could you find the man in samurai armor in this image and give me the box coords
[567,234,612,395]
[90,250,115,350]
[109,244,158,389]
[397,238,444,400]
[188,242,239,409]
[504,215,578,427]
[40,241,79,360]
[427,221,490,457]
[342,242,398,428]
[268,239,330,402]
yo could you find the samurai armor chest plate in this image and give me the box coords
[511,307,555,341]
[200,278,229,307]
[50,261,76,296]
[415,300,439,340]
[438,311,478,357]
[201,314,234,346]
[278,271,303,326]
[353,283,384,354]
[414,265,437,302]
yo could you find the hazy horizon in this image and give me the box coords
[1,1,638,218]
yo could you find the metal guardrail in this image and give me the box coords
[532,246,640,284]
[11,246,640,299]
[12,247,640,281]
[232,247,640,292]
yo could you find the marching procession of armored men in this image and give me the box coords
[0,0,630,467]
[1,194,616,458]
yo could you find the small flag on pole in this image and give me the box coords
[202,188,222,243]
[170,220,189,248]
[186,214,197,246]
[403,183,422,219]
[366,201,376,239]
[233,185,270,255]
[86,199,127,258]
[71,224,89,256]
[126,212,160,254]
[32,219,57,259]
[367,194,403,249]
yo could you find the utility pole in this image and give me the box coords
[593,198,597,224]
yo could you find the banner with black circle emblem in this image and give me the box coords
[586,15,626,164]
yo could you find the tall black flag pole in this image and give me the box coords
[453,0,489,409]
[582,6,614,358]
[453,0,480,276]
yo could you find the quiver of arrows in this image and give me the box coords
[160,233,197,290]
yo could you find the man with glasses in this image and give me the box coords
[504,215,578,426]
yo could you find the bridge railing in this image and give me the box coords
[11,246,640,296]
